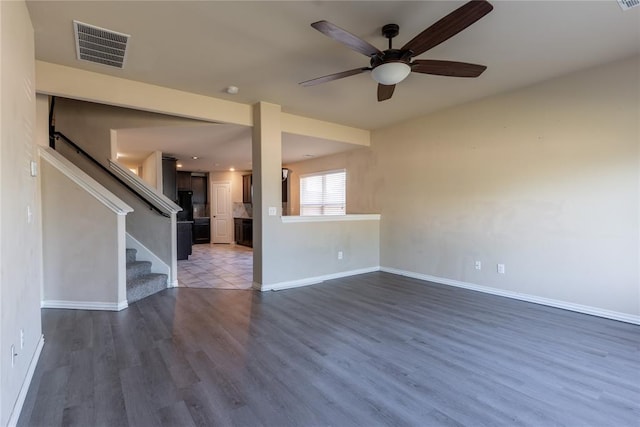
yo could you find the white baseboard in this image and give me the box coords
[8,334,45,427]
[41,300,128,311]
[380,267,640,325]
[261,266,381,292]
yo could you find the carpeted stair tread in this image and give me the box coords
[127,273,168,304]
[126,260,152,281]
[125,248,167,304]
[126,248,137,264]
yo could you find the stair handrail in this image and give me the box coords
[53,131,171,218]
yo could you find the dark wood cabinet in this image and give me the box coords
[191,175,207,205]
[177,221,193,260]
[193,217,210,244]
[177,171,191,191]
[234,218,252,247]
[241,172,287,204]
[162,157,177,202]
[242,174,252,203]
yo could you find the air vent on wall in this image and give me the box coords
[73,20,130,68]
[617,0,639,10]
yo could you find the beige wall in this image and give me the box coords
[0,2,43,425]
[141,150,162,190]
[52,99,182,272]
[40,161,122,305]
[285,147,378,216]
[372,56,639,317]
[53,97,204,167]
[265,218,380,288]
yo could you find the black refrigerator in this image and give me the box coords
[177,190,193,221]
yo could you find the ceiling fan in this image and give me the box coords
[300,0,493,102]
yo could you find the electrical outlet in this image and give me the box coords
[338,251,343,260]
[475,261,482,270]
[20,329,24,349]
[497,264,506,274]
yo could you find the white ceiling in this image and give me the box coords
[27,1,640,170]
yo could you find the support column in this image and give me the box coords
[251,102,282,289]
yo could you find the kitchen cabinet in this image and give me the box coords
[193,217,210,244]
[242,174,252,203]
[177,221,193,260]
[234,218,252,247]
[191,175,207,205]
[242,172,288,204]
[177,171,191,191]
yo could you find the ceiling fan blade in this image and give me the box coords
[311,20,382,57]
[377,84,395,102]
[402,0,493,57]
[300,67,370,87]
[412,60,487,77]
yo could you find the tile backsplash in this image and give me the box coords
[233,202,252,218]
[193,203,208,218]
[233,202,289,218]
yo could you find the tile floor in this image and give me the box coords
[177,243,253,290]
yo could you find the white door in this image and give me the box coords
[211,182,232,243]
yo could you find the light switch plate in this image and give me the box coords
[30,160,38,177]
[268,207,277,216]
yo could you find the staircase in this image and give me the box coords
[126,248,168,304]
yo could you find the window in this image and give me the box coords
[300,169,346,216]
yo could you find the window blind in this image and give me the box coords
[300,170,346,216]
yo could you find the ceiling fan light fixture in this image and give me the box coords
[371,62,411,85]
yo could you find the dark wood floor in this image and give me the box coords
[18,272,640,426]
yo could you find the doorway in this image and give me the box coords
[211,181,232,243]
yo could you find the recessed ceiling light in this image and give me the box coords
[226,86,239,95]
[192,156,199,160]
[229,167,235,172]
[177,163,183,168]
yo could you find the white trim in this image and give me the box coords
[381,267,640,325]
[281,214,381,223]
[39,147,133,215]
[109,160,181,214]
[41,300,128,311]
[7,335,45,427]
[260,266,380,291]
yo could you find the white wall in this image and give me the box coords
[0,2,43,425]
[373,56,639,318]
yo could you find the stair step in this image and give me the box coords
[127,273,168,304]
[126,260,152,281]
[126,248,137,264]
